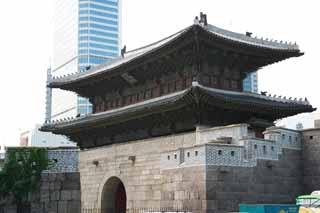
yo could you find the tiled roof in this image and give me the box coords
[41,83,315,133]
[49,23,302,87]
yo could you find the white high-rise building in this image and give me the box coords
[48,0,122,120]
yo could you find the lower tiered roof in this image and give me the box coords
[41,83,315,135]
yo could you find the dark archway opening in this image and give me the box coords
[101,177,127,213]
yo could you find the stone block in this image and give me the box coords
[56,173,66,182]
[4,206,17,213]
[62,181,80,190]
[50,190,60,201]
[48,173,57,182]
[206,200,218,210]
[40,182,49,190]
[54,181,61,190]
[67,201,81,213]
[60,190,72,201]
[47,201,58,212]
[58,201,68,213]
[41,173,49,181]
[71,190,81,201]
[30,202,43,213]
[40,190,50,202]
[66,172,80,181]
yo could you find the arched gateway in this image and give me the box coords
[101,177,127,213]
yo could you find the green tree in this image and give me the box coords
[0,148,50,205]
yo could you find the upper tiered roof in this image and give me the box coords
[49,21,303,91]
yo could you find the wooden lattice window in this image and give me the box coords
[231,80,238,89]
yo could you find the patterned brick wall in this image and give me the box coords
[44,148,79,173]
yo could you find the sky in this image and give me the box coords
[0,0,319,146]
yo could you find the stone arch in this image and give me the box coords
[100,176,127,213]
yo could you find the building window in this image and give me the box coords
[174,154,177,159]
[231,151,235,156]
[187,152,190,157]
[168,82,175,93]
[310,136,313,140]
[167,155,170,160]
[210,76,218,86]
[231,80,238,89]
[289,136,292,142]
[263,145,267,154]
[271,146,274,151]
[145,90,152,99]
[203,76,210,85]
[254,144,257,149]
[282,134,285,140]
[195,151,198,156]
[218,150,222,155]
[223,79,229,88]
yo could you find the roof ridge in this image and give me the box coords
[124,25,193,55]
[194,83,310,105]
[204,24,300,50]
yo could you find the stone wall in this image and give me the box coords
[79,132,203,211]
[32,172,81,213]
[205,149,302,213]
[302,128,320,193]
[79,125,305,213]
[0,173,81,213]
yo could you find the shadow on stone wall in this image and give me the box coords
[0,172,81,213]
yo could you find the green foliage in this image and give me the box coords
[0,148,50,204]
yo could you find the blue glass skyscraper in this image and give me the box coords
[49,0,121,120]
[243,72,258,93]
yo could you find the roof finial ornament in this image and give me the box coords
[245,32,252,37]
[121,45,127,57]
[260,91,267,96]
[194,16,200,25]
[199,12,208,26]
